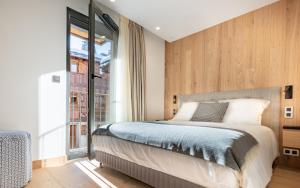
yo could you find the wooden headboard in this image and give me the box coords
[179,87,281,137]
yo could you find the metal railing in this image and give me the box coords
[69,92,109,151]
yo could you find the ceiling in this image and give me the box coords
[97,0,278,42]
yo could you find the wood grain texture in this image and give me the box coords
[28,159,150,188]
[27,159,300,188]
[165,0,300,168]
[283,130,300,148]
[32,156,67,170]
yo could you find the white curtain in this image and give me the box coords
[114,16,132,122]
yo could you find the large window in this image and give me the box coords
[87,0,119,159]
[93,36,112,126]
[68,19,90,158]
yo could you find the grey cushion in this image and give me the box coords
[191,102,229,122]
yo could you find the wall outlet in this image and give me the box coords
[283,148,299,157]
[284,107,293,119]
[173,109,177,115]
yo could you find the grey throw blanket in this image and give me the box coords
[93,122,258,171]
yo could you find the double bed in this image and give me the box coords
[92,87,280,188]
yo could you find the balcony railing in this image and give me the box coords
[69,92,109,151]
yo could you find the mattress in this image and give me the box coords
[93,121,278,188]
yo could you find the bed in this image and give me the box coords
[93,87,280,188]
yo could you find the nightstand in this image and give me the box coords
[282,125,300,151]
[282,126,300,168]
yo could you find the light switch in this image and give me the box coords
[285,85,293,99]
[52,75,60,83]
[284,107,293,119]
[173,95,177,104]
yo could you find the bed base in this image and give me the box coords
[95,151,204,188]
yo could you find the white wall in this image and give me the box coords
[144,30,165,121]
[0,0,89,160]
[0,0,165,160]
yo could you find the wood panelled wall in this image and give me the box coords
[165,0,300,167]
[165,0,300,122]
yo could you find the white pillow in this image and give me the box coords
[220,98,270,125]
[172,102,198,121]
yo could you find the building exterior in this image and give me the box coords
[69,33,111,151]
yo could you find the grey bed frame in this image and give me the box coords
[96,151,203,188]
[95,87,281,188]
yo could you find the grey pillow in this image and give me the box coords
[191,102,229,122]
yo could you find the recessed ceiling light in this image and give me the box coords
[110,0,115,2]
[155,27,161,31]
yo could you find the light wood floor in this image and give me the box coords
[27,159,300,188]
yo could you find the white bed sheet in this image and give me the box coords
[93,121,278,188]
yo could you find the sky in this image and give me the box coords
[70,34,111,62]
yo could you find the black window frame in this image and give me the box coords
[66,8,89,72]
[66,8,89,159]
[66,3,119,160]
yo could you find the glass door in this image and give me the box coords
[88,0,118,159]
[67,8,90,160]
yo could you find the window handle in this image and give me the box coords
[92,74,102,79]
